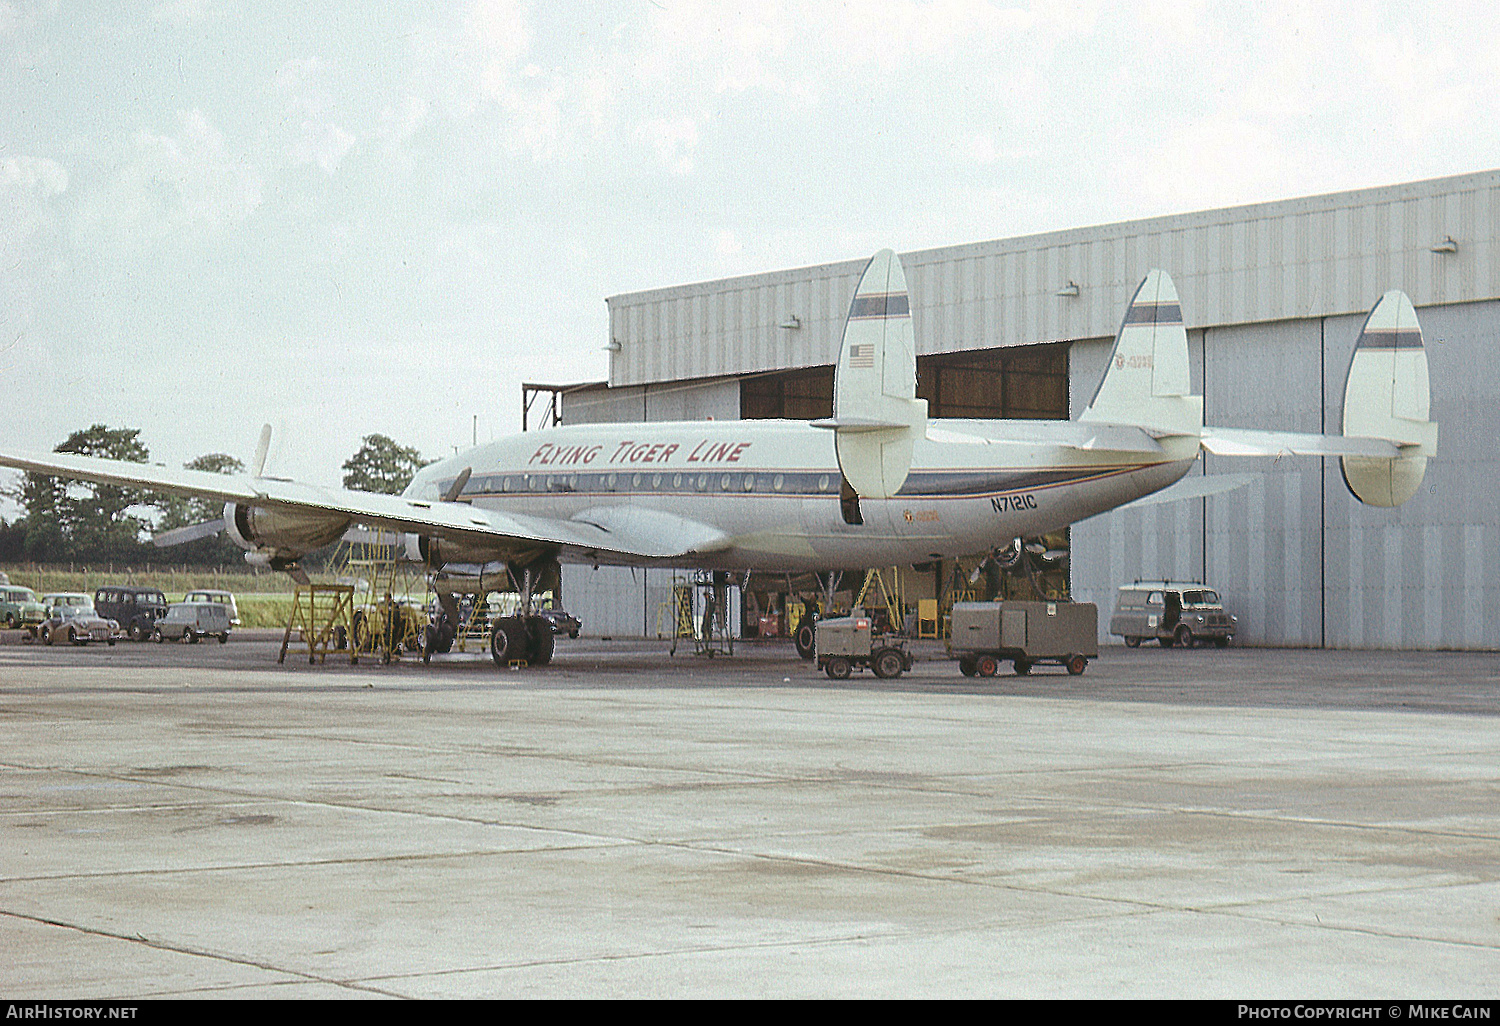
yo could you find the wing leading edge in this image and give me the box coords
[0,447,728,564]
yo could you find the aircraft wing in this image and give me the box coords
[0,447,726,563]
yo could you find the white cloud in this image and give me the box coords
[636,116,699,175]
[72,109,262,252]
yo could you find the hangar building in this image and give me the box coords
[554,170,1500,650]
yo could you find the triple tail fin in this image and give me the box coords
[813,249,928,499]
[1079,270,1203,436]
[1340,290,1437,506]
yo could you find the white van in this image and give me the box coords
[154,602,232,644]
[182,589,241,627]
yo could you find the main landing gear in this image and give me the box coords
[489,615,555,667]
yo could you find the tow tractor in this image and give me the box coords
[815,613,913,680]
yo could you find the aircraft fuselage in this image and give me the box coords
[406,419,1197,571]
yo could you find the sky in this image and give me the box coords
[2,0,1498,517]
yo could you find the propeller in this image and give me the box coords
[150,423,271,548]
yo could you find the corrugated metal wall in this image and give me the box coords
[607,170,1500,388]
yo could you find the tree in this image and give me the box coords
[342,434,431,494]
[12,425,157,562]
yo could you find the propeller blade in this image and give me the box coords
[252,423,271,478]
[443,467,473,503]
[152,518,226,548]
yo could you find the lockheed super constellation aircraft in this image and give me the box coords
[0,250,1436,667]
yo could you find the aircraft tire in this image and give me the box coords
[525,618,555,666]
[490,616,525,667]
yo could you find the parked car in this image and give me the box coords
[41,591,94,611]
[153,602,232,644]
[181,589,241,627]
[94,587,169,641]
[1,586,47,632]
[538,604,581,638]
[40,602,120,646]
[1109,582,1237,648]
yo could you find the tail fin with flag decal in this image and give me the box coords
[812,249,928,500]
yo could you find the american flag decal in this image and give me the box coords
[848,343,875,368]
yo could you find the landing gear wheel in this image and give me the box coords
[794,620,817,660]
[958,653,979,677]
[975,654,999,678]
[1174,625,1193,649]
[1013,658,1032,676]
[824,656,852,680]
[872,648,904,680]
[525,618,555,666]
[490,616,525,667]
[1124,636,1141,648]
[1066,654,1088,675]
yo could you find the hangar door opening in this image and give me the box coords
[739,342,1068,421]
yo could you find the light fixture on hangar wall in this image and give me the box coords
[779,315,802,330]
[1431,235,1458,254]
[1054,280,1081,298]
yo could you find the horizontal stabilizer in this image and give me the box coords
[1113,473,1256,512]
[1200,427,1403,459]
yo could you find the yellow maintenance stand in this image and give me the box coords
[280,534,431,666]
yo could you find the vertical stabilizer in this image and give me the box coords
[815,249,928,499]
[1341,290,1437,507]
[1079,270,1202,435]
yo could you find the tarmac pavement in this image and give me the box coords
[1,632,1498,998]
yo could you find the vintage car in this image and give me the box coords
[94,586,169,641]
[40,602,120,646]
[153,601,232,644]
[538,604,581,638]
[1109,582,1237,648]
[182,589,241,627]
[1,585,47,632]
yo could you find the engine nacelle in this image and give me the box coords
[405,532,519,568]
[223,502,351,561]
